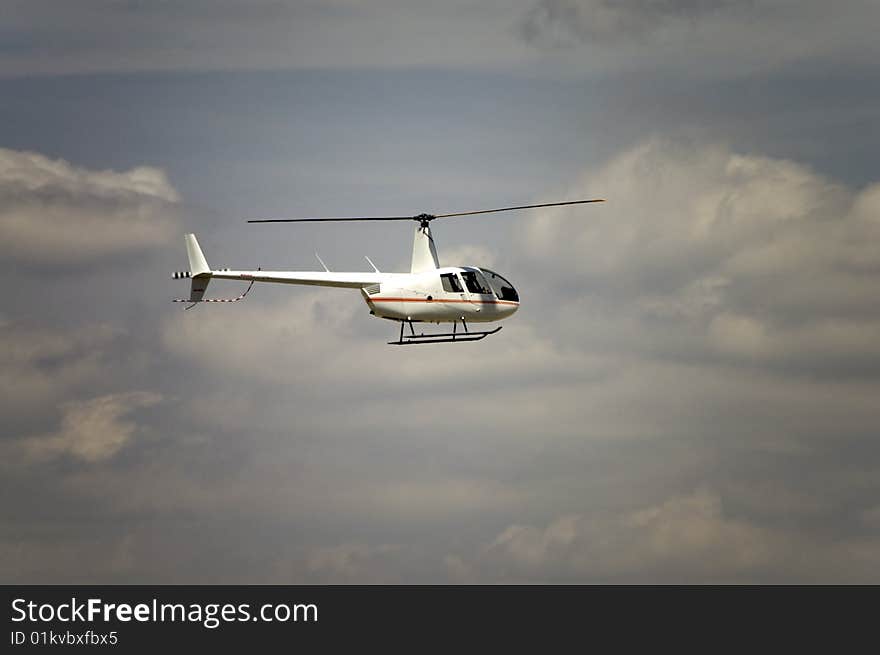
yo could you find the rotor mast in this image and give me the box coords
[411,215,439,273]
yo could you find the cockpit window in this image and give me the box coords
[461,270,493,295]
[481,269,519,302]
[440,272,463,293]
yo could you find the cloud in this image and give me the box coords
[521,0,750,45]
[0,0,536,77]
[161,287,600,393]
[440,243,498,269]
[0,148,180,268]
[464,489,880,582]
[4,140,880,584]
[305,543,406,583]
[0,0,874,99]
[19,391,162,463]
[523,138,880,377]
[5,0,875,79]
[0,529,139,583]
[517,1,880,78]
[478,490,774,581]
[0,319,124,422]
[275,541,456,584]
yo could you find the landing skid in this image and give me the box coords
[388,320,502,345]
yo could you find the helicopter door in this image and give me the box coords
[459,270,494,316]
[440,273,470,316]
[440,272,467,305]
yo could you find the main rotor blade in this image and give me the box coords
[434,198,605,218]
[247,198,605,224]
[248,216,415,223]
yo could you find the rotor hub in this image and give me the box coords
[414,213,436,227]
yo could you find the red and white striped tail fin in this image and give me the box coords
[172,233,254,309]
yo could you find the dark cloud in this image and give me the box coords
[521,0,751,45]
[458,489,880,582]
[3,137,880,583]
[0,1,535,77]
[5,1,877,79]
[0,320,124,425]
[515,1,880,79]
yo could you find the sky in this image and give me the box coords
[2,0,880,583]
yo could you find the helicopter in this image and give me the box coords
[173,199,604,344]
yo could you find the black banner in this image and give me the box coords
[1,586,872,650]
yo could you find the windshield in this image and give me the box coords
[460,270,493,295]
[480,269,519,302]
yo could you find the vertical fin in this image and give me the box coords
[185,234,210,276]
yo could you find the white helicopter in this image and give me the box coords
[173,199,604,344]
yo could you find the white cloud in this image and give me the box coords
[0,148,180,267]
[161,287,601,392]
[523,138,880,375]
[440,243,498,269]
[20,391,162,463]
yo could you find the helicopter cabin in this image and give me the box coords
[361,266,519,324]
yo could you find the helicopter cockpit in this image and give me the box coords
[479,268,519,302]
[460,270,493,295]
[439,268,519,302]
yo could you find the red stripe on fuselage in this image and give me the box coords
[370,297,519,306]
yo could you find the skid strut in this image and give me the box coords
[388,320,502,345]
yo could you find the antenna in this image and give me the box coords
[315,252,330,272]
